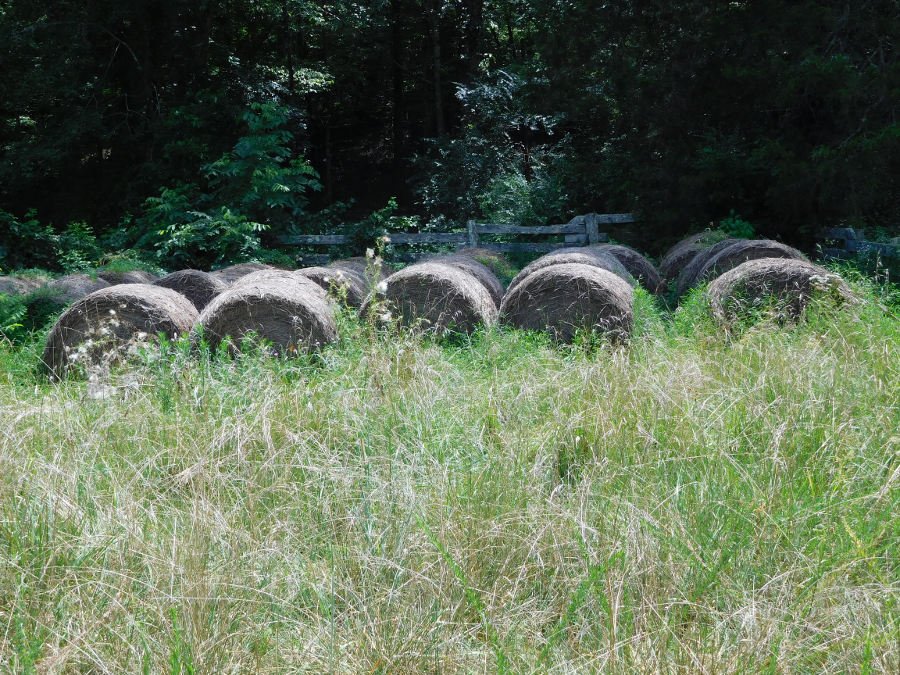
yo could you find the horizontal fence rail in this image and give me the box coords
[816,228,900,260]
[276,212,635,264]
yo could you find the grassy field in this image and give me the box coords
[1,279,899,674]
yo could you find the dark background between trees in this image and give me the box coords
[1,0,898,266]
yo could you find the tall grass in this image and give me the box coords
[0,285,898,673]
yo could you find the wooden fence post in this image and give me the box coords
[467,220,479,248]
[585,213,600,245]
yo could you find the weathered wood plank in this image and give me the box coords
[594,213,635,224]
[383,232,468,244]
[476,242,580,253]
[467,220,479,247]
[564,234,587,244]
[846,240,898,257]
[474,223,586,235]
[277,234,349,245]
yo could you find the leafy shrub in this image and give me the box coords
[719,210,755,239]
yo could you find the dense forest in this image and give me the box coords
[1,0,898,270]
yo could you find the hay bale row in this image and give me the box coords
[42,284,198,379]
[677,239,804,296]
[708,258,856,324]
[590,244,664,294]
[297,266,367,308]
[97,270,158,285]
[209,262,274,285]
[197,273,337,355]
[153,269,227,312]
[500,263,634,344]
[659,231,730,282]
[330,257,392,284]
[363,260,497,334]
[508,248,635,293]
[0,276,45,296]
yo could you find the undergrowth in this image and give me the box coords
[0,278,898,673]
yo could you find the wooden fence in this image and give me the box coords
[276,212,634,265]
[817,228,900,261]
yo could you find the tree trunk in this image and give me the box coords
[466,0,484,78]
[391,0,404,160]
[426,0,445,137]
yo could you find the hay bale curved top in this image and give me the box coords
[591,244,663,294]
[195,275,337,355]
[362,261,497,334]
[688,240,805,291]
[676,238,738,296]
[209,262,274,285]
[507,248,634,294]
[707,258,856,323]
[659,231,731,282]
[152,269,227,312]
[297,266,366,307]
[46,274,111,305]
[97,269,158,285]
[42,284,198,379]
[422,255,504,308]
[499,262,633,344]
[0,276,45,296]
[330,257,392,283]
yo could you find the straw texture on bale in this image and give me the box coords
[46,274,111,305]
[507,248,634,294]
[209,262,273,285]
[152,269,227,312]
[659,231,730,281]
[196,275,337,355]
[500,263,634,344]
[591,244,664,293]
[230,269,312,290]
[297,266,366,307]
[97,270,158,285]
[42,284,198,378]
[688,240,805,291]
[363,261,497,334]
[330,257,391,283]
[707,258,856,323]
[676,238,738,296]
[0,276,44,296]
[422,255,504,308]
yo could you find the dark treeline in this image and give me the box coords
[1,0,898,265]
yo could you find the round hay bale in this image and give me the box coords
[41,284,198,379]
[422,255,504,308]
[152,269,228,312]
[591,244,663,294]
[362,261,497,335]
[209,262,274,285]
[676,238,738,296]
[708,258,856,323]
[195,275,337,355]
[0,276,45,296]
[297,266,366,308]
[330,257,392,283]
[659,231,730,282]
[46,274,111,306]
[507,248,634,294]
[97,269,158,285]
[500,263,633,344]
[689,240,805,291]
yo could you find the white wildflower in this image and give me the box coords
[380,312,392,323]
[376,281,388,294]
[366,248,375,259]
